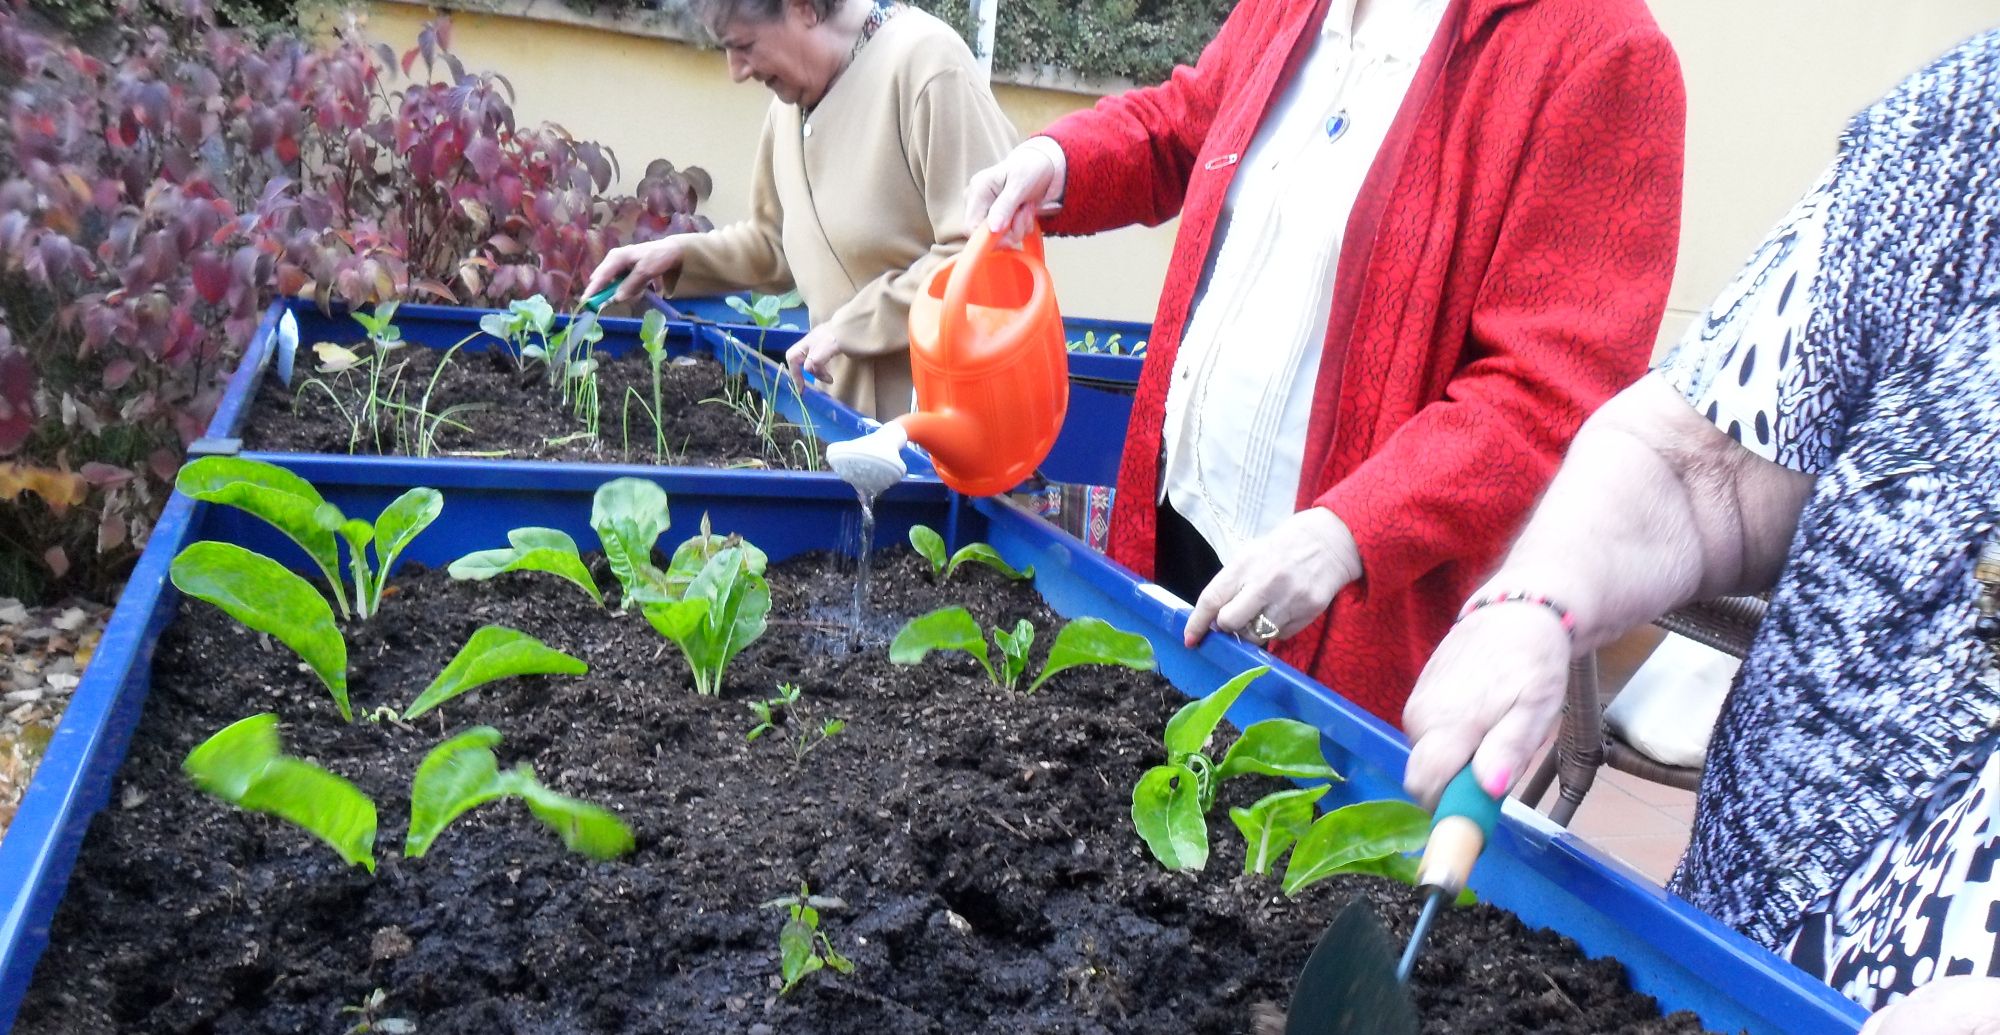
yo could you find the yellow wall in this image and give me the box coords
[364,1,2000,334]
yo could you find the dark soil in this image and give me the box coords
[15,547,1719,1034]
[242,346,819,467]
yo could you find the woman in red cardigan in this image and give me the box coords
[967,0,1685,723]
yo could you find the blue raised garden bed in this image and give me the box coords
[0,456,1865,1033]
[204,298,934,479]
[659,294,1147,487]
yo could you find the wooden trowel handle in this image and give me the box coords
[1416,767,1500,897]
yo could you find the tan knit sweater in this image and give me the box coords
[672,9,1017,419]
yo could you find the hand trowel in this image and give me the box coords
[1282,767,1501,1035]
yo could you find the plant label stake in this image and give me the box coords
[1282,767,1500,1035]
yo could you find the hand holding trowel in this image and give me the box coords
[1264,766,1501,1035]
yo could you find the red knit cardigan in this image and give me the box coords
[1041,0,1685,723]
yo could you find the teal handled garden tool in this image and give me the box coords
[1282,767,1501,1035]
[582,284,618,312]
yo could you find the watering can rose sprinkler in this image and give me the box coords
[825,224,1070,499]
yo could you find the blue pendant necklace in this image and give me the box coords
[1325,110,1351,143]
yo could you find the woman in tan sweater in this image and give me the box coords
[585,0,1017,419]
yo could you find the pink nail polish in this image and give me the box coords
[1482,767,1512,798]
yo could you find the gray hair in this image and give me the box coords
[688,0,846,33]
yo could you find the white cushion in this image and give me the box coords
[1601,633,1740,770]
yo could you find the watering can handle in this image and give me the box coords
[939,222,1044,368]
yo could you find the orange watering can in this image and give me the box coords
[826,224,1068,498]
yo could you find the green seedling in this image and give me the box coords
[478,294,556,372]
[1281,798,1448,899]
[402,625,586,720]
[170,541,353,719]
[762,881,854,995]
[665,512,770,599]
[888,608,1156,693]
[183,713,378,871]
[746,682,802,741]
[405,726,635,860]
[299,303,411,455]
[340,988,416,1035]
[1065,330,1148,356]
[907,525,1032,583]
[1230,785,1330,877]
[724,289,802,335]
[590,476,676,606]
[620,309,673,461]
[792,718,845,765]
[447,527,601,606]
[176,456,440,621]
[643,544,771,696]
[1129,666,1342,871]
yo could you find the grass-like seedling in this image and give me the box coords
[762,881,855,995]
[907,525,1032,583]
[888,608,1156,694]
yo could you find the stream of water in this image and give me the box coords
[850,487,878,647]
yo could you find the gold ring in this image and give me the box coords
[1251,613,1280,643]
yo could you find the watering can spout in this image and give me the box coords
[825,423,910,498]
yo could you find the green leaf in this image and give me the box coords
[184,713,376,871]
[336,518,375,619]
[513,294,555,334]
[1229,785,1329,876]
[590,477,672,607]
[907,525,947,576]
[170,542,351,721]
[639,309,668,356]
[175,457,348,615]
[992,619,1034,691]
[888,607,994,685]
[1162,666,1268,758]
[447,527,600,605]
[779,916,824,994]
[516,780,638,860]
[643,547,769,695]
[1026,617,1156,693]
[1214,719,1342,783]
[944,543,1032,582]
[370,487,442,610]
[665,518,768,598]
[406,726,633,860]
[403,625,587,720]
[478,311,514,341]
[1131,763,1208,870]
[1281,800,1433,897]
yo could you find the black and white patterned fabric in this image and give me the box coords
[1652,28,2000,976]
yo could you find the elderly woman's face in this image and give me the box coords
[717,2,830,108]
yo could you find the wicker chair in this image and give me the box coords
[1515,595,1768,825]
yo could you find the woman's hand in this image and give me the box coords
[786,324,842,394]
[1400,601,1571,809]
[1183,507,1361,649]
[1861,976,2000,1035]
[583,237,687,305]
[964,140,1066,247]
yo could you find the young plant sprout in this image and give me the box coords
[478,294,557,372]
[183,713,379,871]
[643,543,770,696]
[447,527,602,606]
[888,608,1156,693]
[405,726,635,860]
[298,303,409,455]
[170,541,354,719]
[746,682,802,741]
[762,881,855,995]
[1129,666,1344,871]
[401,625,586,720]
[907,524,1032,583]
[792,718,846,766]
[590,476,677,607]
[621,309,674,462]
[175,456,441,622]
[339,988,415,1035]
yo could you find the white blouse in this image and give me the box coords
[1159,0,1447,562]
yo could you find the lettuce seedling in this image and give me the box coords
[402,625,587,720]
[171,541,352,720]
[1281,799,1439,898]
[762,881,855,995]
[478,293,557,372]
[590,476,676,607]
[907,524,1032,583]
[176,456,440,621]
[889,608,1156,693]
[1130,666,1342,871]
[642,545,770,695]
[183,713,378,871]
[447,527,601,606]
[1230,785,1330,877]
[666,512,770,599]
[405,726,635,860]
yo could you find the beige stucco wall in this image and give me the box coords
[362,1,2000,334]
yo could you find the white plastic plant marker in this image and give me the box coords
[826,423,910,498]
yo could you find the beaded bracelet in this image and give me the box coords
[1455,591,1577,635]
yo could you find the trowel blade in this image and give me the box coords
[1284,900,1419,1035]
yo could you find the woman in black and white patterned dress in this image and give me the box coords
[1403,29,2000,1032]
